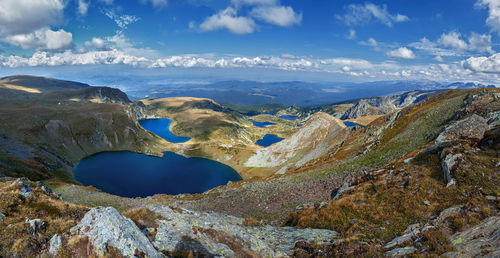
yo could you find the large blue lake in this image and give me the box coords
[73,151,242,198]
[256,134,284,147]
[139,119,191,143]
[252,121,276,128]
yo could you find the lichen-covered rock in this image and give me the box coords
[444,216,500,257]
[71,207,161,257]
[49,234,62,255]
[150,206,337,257]
[435,114,488,147]
[385,246,416,257]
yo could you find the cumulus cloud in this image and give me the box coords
[84,37,108,50]
[410,31,494,57]
[337,2,409,27]
[438,31,467,49]
[476,0,500,35]
[434,55,444,62]
[468,32,494,54]
[200,7,256,34]
[4,27,72,51]
[250,5,302,26]
[0,0,65,35]
[140,0,168,8]
[78,0,90,16]
[387,47,416,59]
[462,53,500,73]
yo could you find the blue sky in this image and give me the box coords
[1,0,500,85]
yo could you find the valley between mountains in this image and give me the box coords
[0,75,499,257]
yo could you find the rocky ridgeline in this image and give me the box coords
[69,206,337,257]
[341,90,438,119]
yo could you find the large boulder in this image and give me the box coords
[150,206,337,257]
[70,207,161,257]
[444,216,500,257]
[435,114,488,148]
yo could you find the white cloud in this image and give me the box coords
[387,47,416,59]
[103,10,140,30]
[410,31,495,57]
[476,0,500,35]
[84,37,108,50]
[200,7,256,34]
[468,32,494,54]
[438,31,467,49]
[4,27,72,51]
[434,55,444,62]
[462,53,500,73]
[99,0,113,4]
[0,0,65,35]
[140,0,167,8]
[347,29,356,40]
[338,2,409,27]
[250,5,302,26]
[78,0,89,16]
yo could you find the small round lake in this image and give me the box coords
[73,151,242,198]
[252,121,276,128]
[139,118,190,143]
[278,115,297,121]
[256,134,284,147]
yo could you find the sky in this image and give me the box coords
[1,0,500,85]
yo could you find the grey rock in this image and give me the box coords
[0,212,4,222]
[384,231,418,249]
[331,182,356,200]
[403,157,414,164]
[486,111,500,129]
[11,178,32,198]
[49,234,62,255]
[486,196,499,201]
[444,216,500,258]
[71,207,161,257]
[151,206,337,257]
[435,114,488,148]
[25,218,45,235]
[403,223,421,234]
[434,205,462,224]
[385,246,416,257]
[441,153,462,187]
[423,200,431,206]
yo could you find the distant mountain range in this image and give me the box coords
[126,80,496,107]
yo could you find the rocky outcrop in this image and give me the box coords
[341,91,437,119]
[444,216,500,257]
[49,234,62,255]
[10,178,32,199]
[435,114,488,148]
[70,207,161,257]
[69,206,337,257]
[150,206,337,257]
